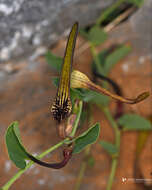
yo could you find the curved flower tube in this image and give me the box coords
[71,70,149,104]
[92,69,124,118]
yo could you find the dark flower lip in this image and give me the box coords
[51,95,72,123]
[51,22,79,123]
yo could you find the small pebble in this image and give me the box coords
[37,179,46,185]
[4,160,11,172]
[122,63,129,72]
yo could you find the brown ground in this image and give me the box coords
[0,20,152,190]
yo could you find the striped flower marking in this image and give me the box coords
[51,22,78,122]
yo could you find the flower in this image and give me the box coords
[51,22,78,122]
[71,70,149,104]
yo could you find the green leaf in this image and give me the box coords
[82,90,109,106]
[99,140,118,156]
[88,26,107,46]
[127,0,144,7]
[118,114,152,131]
[73,123,100,154]
[46,52,62,72]
[104,45,131,75]
[5,122,28,169]
[72,89,109,106]
[92,46,131,76]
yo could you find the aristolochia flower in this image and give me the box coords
[51,22,150,124]
[71,70,149,104]
[51,22,78,122]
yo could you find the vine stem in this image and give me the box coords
[90,37,121,189]
[106,159,118,190]
[75,0,126,187]
[101,107,121,190]
[1,100,83,190]
[74,104,93,190]
[89,17,121,188]
[1,140,66,190]
[70,101,83,137]
[74,146,91,190]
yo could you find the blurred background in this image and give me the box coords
[0,0,151,190]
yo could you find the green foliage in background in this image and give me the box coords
[99,141,118,156]
[118,114,152,131]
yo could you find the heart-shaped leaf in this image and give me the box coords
[118,114,152,131]
[81,90,109,106]
[88,26,107,46]
[104,45,131,75]
[5,122,28,169]
[73,123,100,154]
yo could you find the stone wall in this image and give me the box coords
[0,0,116,62]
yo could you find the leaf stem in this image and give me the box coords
[106,159,118,190]
[103,107,120,148]
[74,104,93,190]
[101,106,121,190]
[89,21,121,189]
